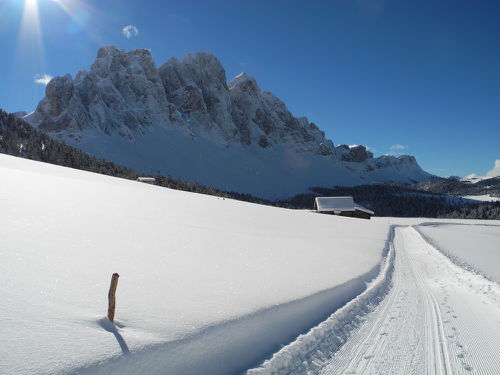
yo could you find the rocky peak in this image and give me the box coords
[26,45,421,167]
[28,45,337,151]
[183,52,227,89]
[369,154,420,170]
[27,46,171,138]
[91,46,157,80]
[23,45,432,196]
[229,73,260,97]
[44,74,74,118]
[337,145,373,163]
[14,111,28,119]
[96,45,121,58]
[159,51,238,140]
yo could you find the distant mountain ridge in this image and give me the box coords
[26,46,432,198]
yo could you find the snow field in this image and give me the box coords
[461,194,500,202]
[321,226,500,374]
[0,154,388,375]
[71,125,429,200]
[245,226,396,375]
[247,225,500,375]
[417,223,500,282]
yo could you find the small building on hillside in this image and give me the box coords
[314,196,374,219]
[137,177,156,185]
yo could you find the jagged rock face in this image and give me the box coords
[29,47,172,140]
[25,45,432,198]
[372,155,418,168]
[337,145,373,162]
[229,73,334,153]
[158,53,238,141]
[28,46,335,151]
[14,111,28,119]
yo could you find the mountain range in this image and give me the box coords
[25,46,432,198]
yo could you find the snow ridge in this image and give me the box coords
[414,224,500,305]
[248,225,500,375]
[245,226,397,375]
[415,223,500,284]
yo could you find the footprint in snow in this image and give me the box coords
[462,364,473,372]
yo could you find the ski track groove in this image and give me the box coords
[247,225,500,375]
[319,226,500,375]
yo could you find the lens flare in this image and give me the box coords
[17,0,45,71]
[50,0,103,43]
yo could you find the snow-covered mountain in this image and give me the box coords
[26,46,432,198]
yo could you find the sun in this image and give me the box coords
[13,0,99,71]
[20,0,41,34]
[22,0,39,14]
[14,0,44,70]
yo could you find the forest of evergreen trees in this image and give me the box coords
[1,109,499,219]
[281,184,500,219]
[0,110,137,179]
[0,109,272,206]
[414,177,500,197]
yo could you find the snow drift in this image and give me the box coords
[0,154,389,375]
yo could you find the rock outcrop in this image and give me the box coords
[25,46,432,198]
[28,46,335,152]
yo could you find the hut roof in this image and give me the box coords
[315,196,374,215]
[137,177,156,182]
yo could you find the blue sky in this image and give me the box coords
[1,0,499,178]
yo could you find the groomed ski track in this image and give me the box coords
[249,226,500,375]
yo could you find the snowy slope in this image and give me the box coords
[417,223,500,282]
[246,223,500,375]
[460,194,500,202]
[67,127,429,199]
[0,154,389,375]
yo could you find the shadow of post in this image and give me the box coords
[98,318,131,355]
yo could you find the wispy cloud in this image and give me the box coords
[465,159,500,180]
[386,144,408,156]
[390,144,407,151]
[34,74,53,85]
[122,25,139,38]
[486,159,500,177]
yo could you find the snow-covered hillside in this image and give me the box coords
[461,194,500,202]
[246,223,500,374]
[417,223,500,282]
[0,154,389,375]
[25,46,432,198]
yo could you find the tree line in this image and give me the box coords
[280,184,500,219]
[1,108,498,219]
[0,110,137,179]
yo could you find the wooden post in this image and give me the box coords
[107,273,120,323]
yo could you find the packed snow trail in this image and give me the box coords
[319,226,500,375]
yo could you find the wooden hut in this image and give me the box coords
[314,196,374,219]
[136,177,156,185]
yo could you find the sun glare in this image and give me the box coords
[14,0,101,72]
[17,0,44,70]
